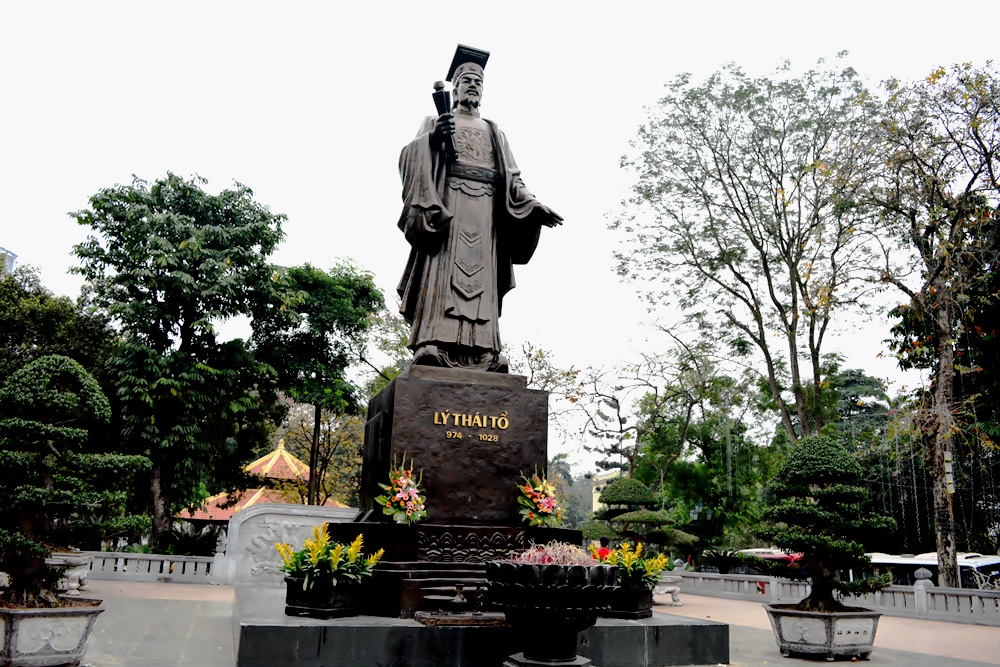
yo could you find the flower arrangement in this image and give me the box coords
[589,541,669,590]
[276,524,384,590]
[508,541,597,566]
[517,471,564,527]
[374,454,427,525]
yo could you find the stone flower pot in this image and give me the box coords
[763,603,881,661]
[284,576,362,619]
[0,603,104,667]
[487,562,617,666]
[602,583,653,619]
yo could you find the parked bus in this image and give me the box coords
[859,552,1000,589]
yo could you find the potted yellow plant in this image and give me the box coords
[276,524,384,618]
[591,542,669,618]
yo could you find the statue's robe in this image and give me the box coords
[396,114,547,361]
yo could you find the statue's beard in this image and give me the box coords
[458,95,480,110]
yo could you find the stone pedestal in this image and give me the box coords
[360,366,548,525]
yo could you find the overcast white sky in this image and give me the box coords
[1,2,991,469]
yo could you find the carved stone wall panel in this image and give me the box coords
[212,504,358,585]
[416,530,525,563]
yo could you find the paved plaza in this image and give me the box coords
[80,580,999,667]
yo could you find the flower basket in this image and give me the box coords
[284,575,363,619]
[517,472,564,528]
[375,454,427,525]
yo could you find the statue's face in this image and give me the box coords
[454,67,484,110]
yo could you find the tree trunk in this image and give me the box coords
[931,299,959,588]
[308,403,322,506]
[149,462,171,546]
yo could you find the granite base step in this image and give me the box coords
[234,585,729,667]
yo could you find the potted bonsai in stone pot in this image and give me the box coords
[487,541,617,667]
[276,524,384,618]
[760,434,895,661]
[0,355,151,667]
[591,542,669,619]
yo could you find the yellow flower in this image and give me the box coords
[311,522,330,550]
[329,544,344,569]
[275,542,294,567]
[634,543,644,559]
[347,534,364,563]
[306,538,323,566]
[365,548,385,566]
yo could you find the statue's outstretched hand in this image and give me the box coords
[431,113,455,150]
[534,203,563,227]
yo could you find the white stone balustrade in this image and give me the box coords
[673,570,1000,626]
[82,552,214,584]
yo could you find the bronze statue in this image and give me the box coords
[396,45,562,373]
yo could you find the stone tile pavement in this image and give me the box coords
[78,580,999,666]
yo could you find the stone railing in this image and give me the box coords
[82,551,214,584]
[674,571,1000,626]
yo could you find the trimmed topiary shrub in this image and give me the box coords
[597,477,656,506]
[760,434,895,612]
[0,355,151,606]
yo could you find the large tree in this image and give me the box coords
[614,57,880,441]
[72,173,286,543]
[872,63,1000,585]
[253,263,383,505]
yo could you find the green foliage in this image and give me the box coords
[598,477,656,506]
[71,173,287,538]
[0,267,115,390]
[580,520,620,543]
[761,435,895,611]
[0,355,151,605]
[253,262,383,504]
[608,509,672,524]
[256,263,383,415]
[159,522,223,557]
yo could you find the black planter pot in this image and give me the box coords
[487,562,617,665]
[284,575,362,619]
[602,584,653,619]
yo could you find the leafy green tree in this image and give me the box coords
[253,263,383,505]
[0,355,149,604]
[72,173,286,543]
[871,63,1000,586]
[614,57,881,442]
[0,267,114,388]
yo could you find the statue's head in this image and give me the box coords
[446,45,490,113]
[452,62,484,111]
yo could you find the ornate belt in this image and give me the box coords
[449,163,497,184]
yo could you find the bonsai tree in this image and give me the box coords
[760,434,895,612]
[585,477,694,552]
[0,355,150,605]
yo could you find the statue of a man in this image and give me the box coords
[396,45,562,373]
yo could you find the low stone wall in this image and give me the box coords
[84,552,214,584]
[675,570,1000,626]
[212,503,358,586]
